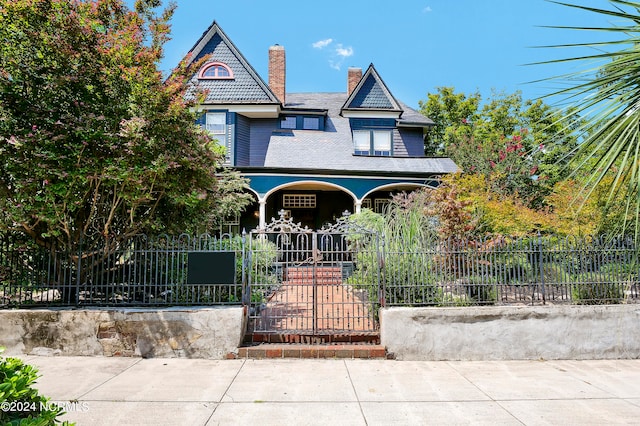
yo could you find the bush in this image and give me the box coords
[346,200,443,306]
[461,275,498,305]
[0,347,71,425]
[571,273,624,305]
[490,253,531,284]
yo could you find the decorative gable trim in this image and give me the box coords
[341,64,403,118]
[184,21,281,105]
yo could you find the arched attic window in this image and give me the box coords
[198,62,234,79]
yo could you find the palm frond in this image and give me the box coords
[542,0,640,239]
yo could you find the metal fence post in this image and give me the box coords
[378,234,386,308]
[538,232,546,305]
[75,234,82,306]
[241,229,248,306]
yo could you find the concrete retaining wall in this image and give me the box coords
[0,307,245,359]
[381,305,640,360]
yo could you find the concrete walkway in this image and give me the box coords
[14,356,640,425]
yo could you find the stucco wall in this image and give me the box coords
[381,305,640,360]
[0,307,245,359]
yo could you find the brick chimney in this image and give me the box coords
[269,45,286,104]
[348,67,362,95]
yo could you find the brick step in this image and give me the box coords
[286,267,342,274]
[286,272,342,279]
[236,344,389,359]
[245,332,380,345]
[286,271,343,278]
[283,279,343,285]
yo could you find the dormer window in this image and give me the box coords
[353,129,392,156]
[198,62,234,79]
[280,116,297,129]
[279,114,324,130]
[302,117,320,130]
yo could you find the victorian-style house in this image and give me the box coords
[183,22,457,231]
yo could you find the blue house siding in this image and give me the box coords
[394,128,425,157]
[249,119,278,167]
[235,114,251,166]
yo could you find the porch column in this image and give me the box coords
[355,200,362,214]
[258,199,266,230]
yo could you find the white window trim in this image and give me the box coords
[205,112,226,135]
[283,194,316,209]
[352,129,392,156]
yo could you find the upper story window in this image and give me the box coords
[280,116,297,129]
[279,115,324,130]
[204,112,231,164]
[198,62,234,79]
[353,129,392,156]
[303,117,320,130]
[205,112,226,136]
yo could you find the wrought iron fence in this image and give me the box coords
[245,212,382,341]
[383,234,640,306]
[2,231,639,308]
[0,232,244,308]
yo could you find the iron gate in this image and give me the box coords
[244,211,383,343]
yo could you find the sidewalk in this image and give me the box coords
[15,356,640,425]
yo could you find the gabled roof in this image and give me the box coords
[183,21,280,105]
[396,101,435,128]
[263,93,457,175]
[341,64,402,113]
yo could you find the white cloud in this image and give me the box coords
[422,6,432,13]
[335,44,354,58]
[312,38,354,70]
[312,38,333,49]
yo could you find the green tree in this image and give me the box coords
[419,87,480,155]
[0,0,251,257]
[419,87,578,210]
[542,1,640,239]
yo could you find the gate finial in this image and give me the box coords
[255,210,311,233]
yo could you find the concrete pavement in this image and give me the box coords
[13,356,640,425]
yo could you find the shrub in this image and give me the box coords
[345,201,443,306]
[490,253,531,284]
[0,347,71,425]
[462,275,498,305]
[571,273,624,305]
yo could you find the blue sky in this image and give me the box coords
[155,0,620,109]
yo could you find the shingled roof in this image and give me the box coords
[263,93,456,175]
[183,22,280,104]
[342,64,402,112]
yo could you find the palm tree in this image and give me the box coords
[541,1,640,239]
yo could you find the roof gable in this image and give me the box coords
[342,64,402,112]
[184,22,279,104]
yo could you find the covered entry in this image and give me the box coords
[238,172,441,231]
[244,211,383,344]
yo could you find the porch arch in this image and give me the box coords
[358,181,439,213]
[263,180,358,201]
[258,181,358,230]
